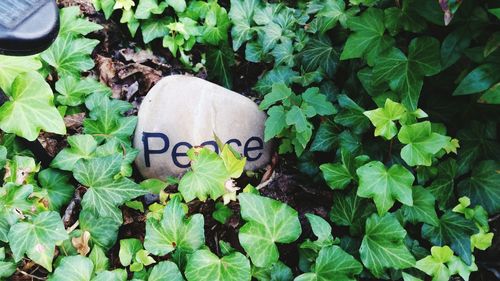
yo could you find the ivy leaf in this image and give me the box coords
[141,18,170,44]
[302,87,336,116]
[0,184,34,241]
[398,121,451,166]
[422,211,479,265]
[364,99,406,140]
[373,37,441,110]
[310,120,338,152]
[206,44,235,89]
[84,94,137,142]
[41,35,99,77]
[453,63,500,96]
[178,148,229,202]
[357,161,414,215]
[384,0,426,35]
[228,0,258,51]
[59,6,102,37]
[8,211,68,271]
[320,149,356,190]
[415,246,453,281]
[51,135,97,171]
[0,55,41,93]
[340,8,394,66]
[185,249,251,281]
[264,106,287,141]
[238,193,302,267]
[259,83,293,110]
[92,269,127,281]
[457,160,500,214]
[38,168,74,211]
[89,246,109,273]
[360,213,416,277]
[252,261,293,281]
[74,155,147,223]
[286,106,310,133]
[295,246,362,281]
[79,210,121,251]
[300,36,338,77]
[144,197,204,256]
[148,261,184,281]
[329,189,376,236]
[49,255,93,281]
[201,3,230,45]
[253,66,298,95]
[334,95,370,134]
[55,76,111,106]
[402,186,439,226]
[0,72,66,141]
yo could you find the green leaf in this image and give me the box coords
[259,83,293,110]
[398,121,451,166]
[144,197,204,256]
[428,159,457,210]
[422,211,479,265]
[8,211,68,271]
[178,148,229,202]
[228,0,258,51]
[384,0,426,35]
[334,95,370,134]
[302,88,336,116]
[142,18,170,44]
[74,155,146,223]
[56,76,111,106]
[310,120,338,152]
[357,161,414,215]
[320,163,352,190]
[415,246,453,281]
[252,261,293,281]
[92,269,127,281]
[201,3,230,45]
[457,160,500,214]
[238,193,302,267]
[453,64,500,96]
[300,36,338,77]
[440,28,471,70]
[360,213,416,277]
[38,168,74,211]
[0,72,65,141]
[480,83,500,104]
[148,261,184,281]
[329,189,376,236]
[185,249,251,281]
[166,0,186,12]
[0,259,16,278]
[119,238,142,266]
[264,106,287,141]
[402,186,439,226]
[59,6,102,37]
[89,246,109,273]
[295,246,362,281]
[286,106,310,133]
[340,8,394,66]
[49,255,93,281]
[41,35,99,77]
[0,55,41,93]
[364,98,406,140]
[51,135,97,171]
[213,202,233,224]
[373,37,441,110]
[206,44,235,89]
[253,67,298,95]
[79,210,121,250]
[305,214,333,244]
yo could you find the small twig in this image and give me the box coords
[256,171,276,190]
[16,268,46,280]
[63,190,81,227]
[66,220,80,234]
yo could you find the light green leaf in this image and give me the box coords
[360,213,416,277]
[201,3,230,45]
[295,246,362,281]
[51,135,97,171]
[59,6,102,37]
[185,249,251,281]
[422,211,478,265]
[402,186,439,226]
[302,87,336,116]
[144,197,204,256]
[415,246,453,281]
[398,121,451,166]
[178,148,229,202]
[0,72,66,141]
[142,18,170,44]
[0,55,41,93]
[74,155,147,223]
[259,83,293,110]
[364,98,406,140]
[447,255,478,281]
[79,210,120,250]
[228,0,258,50]
[238,193,302,267]
[286,106,310,133]
[56,76,111,106]
[49,255,93,281]
[166,0,186,12]
[356,161,414,215]
[264,106,287,141]
[92,269,127,281]
[89,246,109,273]
[149,261,184,281]
[8,211,68,271]
[119,238,142,266]
[0,260,16,278]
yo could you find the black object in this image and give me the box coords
[0,0,59,56]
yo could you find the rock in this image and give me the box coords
[133,75,272,179]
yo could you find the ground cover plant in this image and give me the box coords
[0,0,498,280]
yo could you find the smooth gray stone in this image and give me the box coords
[134,75,272,179]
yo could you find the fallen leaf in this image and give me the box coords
[72,230,91,256]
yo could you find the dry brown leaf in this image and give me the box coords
[72,230,91,256]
